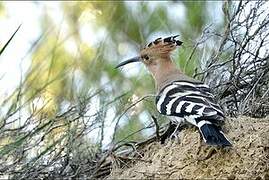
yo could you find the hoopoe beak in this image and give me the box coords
[115,56,141,68]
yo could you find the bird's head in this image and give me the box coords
[116,35,183,73]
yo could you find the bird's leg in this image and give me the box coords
[160,122,177,144]
[160,122,188,144]
[169,123,181,140]
[170,123,190,144]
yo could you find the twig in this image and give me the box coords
[151,115,160,140]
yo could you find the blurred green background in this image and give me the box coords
[0,1,225,167]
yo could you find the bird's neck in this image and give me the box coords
[150,59,183,92]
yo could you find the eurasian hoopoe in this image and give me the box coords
[116,35,232,147]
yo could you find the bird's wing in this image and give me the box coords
[156,80,224,126]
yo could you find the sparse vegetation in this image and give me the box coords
[0,1,268,179]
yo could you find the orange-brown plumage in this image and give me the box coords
[138,36,200,92]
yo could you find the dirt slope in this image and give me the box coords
[109,116,269,179]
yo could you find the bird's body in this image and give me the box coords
[116,35,231,147]
[156,79,231,146]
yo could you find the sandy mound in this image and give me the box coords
[109,116,269,179]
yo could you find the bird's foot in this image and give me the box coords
[160,123,177,144]
[169,123,181,141]
[160,123,187,144]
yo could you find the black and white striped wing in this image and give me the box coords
[156,81,225,126]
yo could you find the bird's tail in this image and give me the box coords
[198,121,232,147]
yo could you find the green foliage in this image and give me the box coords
[182,2,208,37]
[114,115,145,142]
[0,2,228,176]
[3,1,225,146]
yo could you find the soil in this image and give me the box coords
[108,116,269,179]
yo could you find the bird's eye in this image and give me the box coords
[142,55,149,61]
